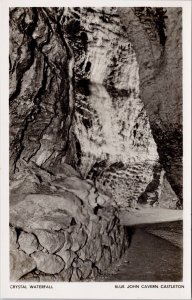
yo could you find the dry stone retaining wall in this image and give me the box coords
[10,163,128,282]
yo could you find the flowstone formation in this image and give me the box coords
[9,7,182,282]
[69,8,159,208]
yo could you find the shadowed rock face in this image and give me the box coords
[9,8,78,175]
[119,8,182,205]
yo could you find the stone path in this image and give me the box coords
[119,208,183,226]
[97,222,182,282]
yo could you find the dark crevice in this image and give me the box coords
[133,7,167,47]
[75,135,82,167]
[93,204,103,215]
[14,227,22,242]
[85,61,91,73]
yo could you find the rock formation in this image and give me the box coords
[119,8,182,205]
[9,7,182,281]
[10,163,128,281]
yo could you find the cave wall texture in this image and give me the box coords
[9,7,182,208]
[9,7,182,281]
[119,7,182,204]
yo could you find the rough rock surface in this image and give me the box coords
[9,7,182,209]
[34,230,65,253]
[67,7,159,208]
[10,227,19,249]
[10,165,129,281]
[56,249,77,269]
[9,8,77,175]
[18,231,39,254]
[10,192,89,231]
[159,175,179,209]
[10,249,36,281]
[119,8,182,205]
[31,252,65,274]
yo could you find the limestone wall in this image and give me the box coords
[119,8,182,206]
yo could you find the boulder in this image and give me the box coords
[18,231,39,254]
[10,192,89,232]
[59,267,73,281]
[10,249,36,281]
[96,247,112,271]
[56,249,77,269]
[86,219,101,239]
[52,176,92,204]
[34,230,65,253]
[78,238,102,263]
[31,252,65,274]
[71,228,87,252]
[76,259,92,279]
[71,267,81,281]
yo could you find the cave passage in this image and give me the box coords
[96,221,183,282]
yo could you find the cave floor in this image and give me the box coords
[96,221,182,282]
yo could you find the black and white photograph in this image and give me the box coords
[0,0,191,299]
